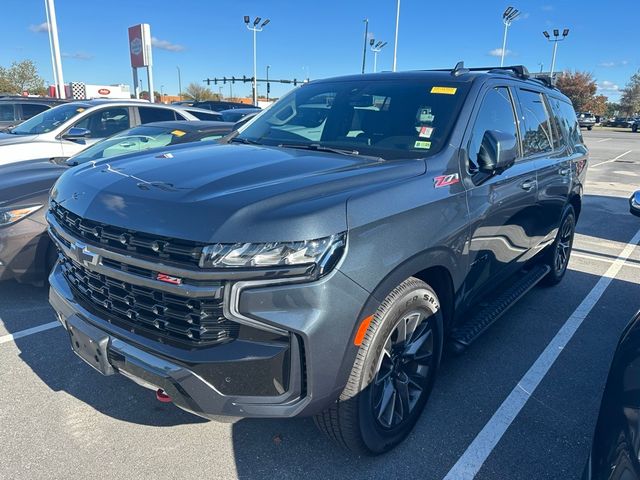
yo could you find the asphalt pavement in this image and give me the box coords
[0,127,639,480]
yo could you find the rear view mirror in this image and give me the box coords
[630,191,640,217]
[477,130,517,174]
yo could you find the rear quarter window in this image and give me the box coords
[517,89,554,157]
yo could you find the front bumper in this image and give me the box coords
[49,257,370,419]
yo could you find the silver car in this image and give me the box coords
[0,99,199,166]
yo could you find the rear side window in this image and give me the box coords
[138,107,178,124]
[0,104,15,121]
[548,97,583,149]
[186,109,223,121]
[21,103,49,119]
[468,87,518,170]
[518,89,553,156]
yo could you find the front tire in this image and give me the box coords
[314,278,443,455]
[540,205,576,286]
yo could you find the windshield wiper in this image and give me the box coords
[278,143,383,160]
[229,136,262,145]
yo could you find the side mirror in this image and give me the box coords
[630,191,640,217]
[477,130,518,175]
[63,127,91,142]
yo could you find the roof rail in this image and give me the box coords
[464,65,530,79]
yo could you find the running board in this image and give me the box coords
[449,264,551,353]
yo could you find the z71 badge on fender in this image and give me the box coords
[434,173,460,188]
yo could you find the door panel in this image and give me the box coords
[462,85,538,298]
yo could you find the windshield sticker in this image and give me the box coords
[171,129,186,137]
[417,108,435,123]
[418,126,434,138]
[414,141,431,149]
[431,86,457,95]
[434,173,460,188]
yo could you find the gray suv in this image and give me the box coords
[47,64,587,454]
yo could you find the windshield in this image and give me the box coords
[11,103,90,135]
[236,79,470,160]
[71,125,194,163]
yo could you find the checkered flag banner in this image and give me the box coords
[71,82,86,100]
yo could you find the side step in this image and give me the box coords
[449,264,551,354]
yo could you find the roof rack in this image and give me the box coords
[431,62,531,79]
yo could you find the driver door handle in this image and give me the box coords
[520,179,536,191]
[559,167,570,176]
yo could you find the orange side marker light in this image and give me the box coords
[354,315,374,346]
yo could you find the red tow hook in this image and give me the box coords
[155,388,172,403]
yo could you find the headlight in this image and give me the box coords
[200,233,346,274]
[0,204,43,226]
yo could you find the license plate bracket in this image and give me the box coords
[66,315,115,376]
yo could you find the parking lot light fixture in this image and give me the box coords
[543,28,570,80]
[244,16,270,106]
[500,6,520,67]
[370,38,388,73]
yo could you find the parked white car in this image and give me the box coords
[0,100,199,166]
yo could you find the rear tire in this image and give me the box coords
[540,205,576,286]
[314,277,443,455]
[633,124,638,133]
[587,126,592,131]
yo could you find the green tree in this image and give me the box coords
[620,70,640,115]
[0,60,46,94]
[183,82,219,102]
[555,71,601,113]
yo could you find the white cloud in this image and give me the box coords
[598,80,620,93]
[29,22,49,33]
[62,52,93,60]
[151,37,185,52]
[488,48,511,58]
[621,60,629,65]
[599,62,616,68]
[541,5,554,11]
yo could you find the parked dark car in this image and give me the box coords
[604,116,635,128]
[0,97,66,129]
[632,119,640,133]
[47,64,587,454]
[219,107,261,123]
[182,107,223,122]
[192,100,256,111]
[582,193,640,479]
[0,121,233,284]
[577,112,596,130]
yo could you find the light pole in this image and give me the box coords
[266,64,271,102]
[244,16,270,106]
[369,39,388,73]
[392,0,400,71]
[361,18,369,74]
[160,84,164,103]
[176,66,182,100]
[500,6,520,67]
[543,28,569,79]
[45,0,65,98]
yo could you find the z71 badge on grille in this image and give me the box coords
[156,273,182,285]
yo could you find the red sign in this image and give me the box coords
[128,24,152,68]
[97,88,111,95]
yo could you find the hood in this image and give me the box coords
[0,132,40,145]
[51,143,425,243]
[0,159,65,205]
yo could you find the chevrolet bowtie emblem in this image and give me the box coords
[70,241,100,267]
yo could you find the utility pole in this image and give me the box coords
[392,0,400,71]
[361,18,369,74]
[45,0,65,98]
[266,65,271,102]
[176,66,182,100]
[244,16,270,106]
[500,6,520,67]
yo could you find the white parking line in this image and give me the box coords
[571,252,640,271]
[595,138,611,143]
[591,149,632,167]
[0,321,61,346]
[443,227,640,480]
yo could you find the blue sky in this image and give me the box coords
[1,0,637,101]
